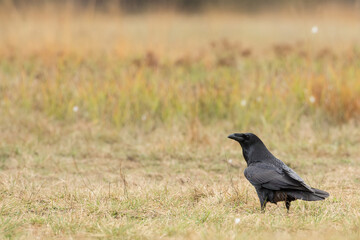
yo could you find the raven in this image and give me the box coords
[228,133,329,212]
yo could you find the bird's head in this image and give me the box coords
[228,133,265,152]
[228,133,273,163]
[228,133,260,146]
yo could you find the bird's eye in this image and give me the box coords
[244,135,250,140]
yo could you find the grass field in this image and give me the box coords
[1,4,360,239]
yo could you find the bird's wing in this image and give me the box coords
[244,163,314,192]
[281,165,314,192]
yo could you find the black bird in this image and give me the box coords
[228,133,329,212]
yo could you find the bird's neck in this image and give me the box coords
[243,142,276,165]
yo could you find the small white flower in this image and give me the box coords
[141,114,147,121]
[228,159,233,164]
[309,96,316,103]
[311,26,318,34]
[240,99,247,107]
[235,218,241,224]
[73,106,79,112]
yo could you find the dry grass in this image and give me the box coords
[1,113,360,239]
[0,4,360,240]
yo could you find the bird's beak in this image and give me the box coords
[228,133,244,142]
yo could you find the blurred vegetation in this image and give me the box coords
[0,5,359,130]
[1,45,360,129]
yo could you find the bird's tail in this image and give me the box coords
[311,188,330,199]
[286,188,329,201]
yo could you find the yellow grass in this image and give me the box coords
[0,4,360,240]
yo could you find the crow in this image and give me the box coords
[228,133,329,212]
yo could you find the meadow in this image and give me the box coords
[0,4,360,239]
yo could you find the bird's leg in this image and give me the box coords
[260,198,267,212]
[285,201,291,213]
[255,188,268,212]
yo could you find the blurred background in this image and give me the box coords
[3,0,360,12]
[1,0,359,130]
